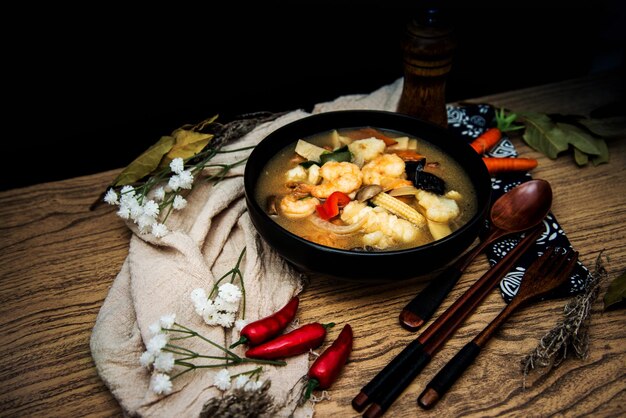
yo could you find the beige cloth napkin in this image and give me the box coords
[90,79,404,417]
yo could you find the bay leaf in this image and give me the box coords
[604,270,626,310]
[114,135,175,186]
[573,147,589,166]
[591,138,610,166]
[159,129,214,168]
[556,122,604,156]
[521,113,569,159]
[578,116,626,139]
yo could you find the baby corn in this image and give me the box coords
[371,192,426,228]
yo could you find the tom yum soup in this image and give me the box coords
[254,127,477,252]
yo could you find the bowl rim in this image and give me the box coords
[244,109,492,258]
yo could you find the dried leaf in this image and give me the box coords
[578,116,626,138]
[521,113,570,159]
[113,135,175,186]
[604,270,626,310]
[555,122,604,156]
[159,129,213,168]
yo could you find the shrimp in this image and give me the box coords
[279,194,320,219]
[341,201,419,249]
[416,190,460,223]
[362,153,412,191]
[305,161,363,199]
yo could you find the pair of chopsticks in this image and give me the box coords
[352,225,544,418]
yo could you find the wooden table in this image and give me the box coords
[1,72,624,417]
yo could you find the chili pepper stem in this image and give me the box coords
[303,378,320,401]
[323,323,336,329]
[229,336,248,349]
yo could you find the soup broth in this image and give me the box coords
[255,127,477,251]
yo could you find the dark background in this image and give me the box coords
[3,2,624,191]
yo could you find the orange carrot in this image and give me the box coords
[470,108,525,155]
[391,150,425,161]
[482,157,538,175]
[470,128,502,154]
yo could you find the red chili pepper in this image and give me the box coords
[303,324,353,400]
[245,322,334,360]
[315,191,351,220]
[229,296,299,348]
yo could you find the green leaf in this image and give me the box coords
[591,139,610,166]
[556,123,604,156]
[573,147,589,166]
[113,135,175,186]
[578,116,626,139]
[521,113,570,159]
[604,270,626,310]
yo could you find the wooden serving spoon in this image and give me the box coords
[400,179,553,331]
[417,246,579,409]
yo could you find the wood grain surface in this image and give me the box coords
[1,72,624,417]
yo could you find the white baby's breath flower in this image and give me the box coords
[170,158,185,174]
[152,223,169,238]
[233,374,250,389]
[154,352,175,373]
[190,288,208,314]
[214,369,231,391]
[147,333,169,354]
[168,175,181,191]
[120,185,136,197]
[215,311,236,328]
[203,309,219,326]
[160,313,176,329]
[116,205,131,220]
[172,195,187,210]
[153,187,166,201]
[143,200,160,217]
[148,321,162,335]
[214,297,239,314]
[150,372,173,395]
[129,201,144,221]
[218,283,242,303]
[235,319,248,331]
[104,189,119,205]
[177,170,194,189]
[139,350,155,367]
[137,214,156,232]
[190,288,207,304]
[244,379,264,392]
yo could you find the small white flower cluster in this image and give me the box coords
[191,283,246,329]
[103,158,192,238]
[213,368,265,392]
[139,313,177,395]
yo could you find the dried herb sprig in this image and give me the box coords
[521,250,607,387]
[200,379,276,418]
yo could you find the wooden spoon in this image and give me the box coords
[417,246,579,409]
[400,179,553,331]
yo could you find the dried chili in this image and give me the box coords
[303,324,353,400]
[245,322,334,360]
[230,296,300,349]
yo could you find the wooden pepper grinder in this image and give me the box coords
[396,5,456,128]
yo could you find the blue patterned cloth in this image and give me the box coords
[446,104,589,303]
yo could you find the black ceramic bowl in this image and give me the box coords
[244,110,491,281]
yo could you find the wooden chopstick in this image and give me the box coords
[353,225,544,418]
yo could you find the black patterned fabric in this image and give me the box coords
[446,104,589,303]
